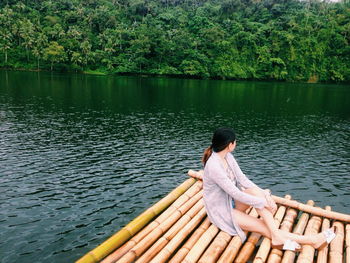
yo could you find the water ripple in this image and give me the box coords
[1,73,349,263]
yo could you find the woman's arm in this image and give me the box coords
[207,164,267,209]
[229,154,277,213]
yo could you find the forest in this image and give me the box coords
[0,0,349,82]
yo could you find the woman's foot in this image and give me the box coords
[271,237,284,248]
[312,227,336,250]
[271,237,301,251]
[270,231,291,248]
[270,230,301,251]
[269,230,284,247]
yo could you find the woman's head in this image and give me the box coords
[211,127,236,152]
[202,127,236,165]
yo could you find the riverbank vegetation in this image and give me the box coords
[0,0,349,82]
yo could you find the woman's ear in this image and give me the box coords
[231,141,236,151]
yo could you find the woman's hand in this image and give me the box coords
[265,194,277,214]
[264,190,277,214]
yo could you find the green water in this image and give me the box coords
[0,71,349,262]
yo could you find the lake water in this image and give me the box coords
[0,71,349,262]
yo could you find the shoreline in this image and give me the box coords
[1,67,348,84]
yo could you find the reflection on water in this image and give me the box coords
[0,71,349,262]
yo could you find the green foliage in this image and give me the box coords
[43,41,66,70]
[0,0,349,82]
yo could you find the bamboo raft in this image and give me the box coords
[77,171,350,263]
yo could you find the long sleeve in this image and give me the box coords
[207,163,266,209]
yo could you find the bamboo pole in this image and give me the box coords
[253,195,296,263]
[272,195,350,223]
[281,200,315,263]
[102,181,203,263]
[296,213,322,263]
[135,200,204,263]
[188,169,203,180]
[217,208,259,263]
[217,235,245,263]
[267,247,283,263]
[346,224,350,263]
[316,206,332,263]
[182,224,220,263]
[116,190,203,263]
[329,221,344,263]
[76,178,196,263]
[169,218,211,263]
[149,208,207,263]
[197,231,232,263]
[234,232,261,262]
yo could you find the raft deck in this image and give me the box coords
[77,173,350,263]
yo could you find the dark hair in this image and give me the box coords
[202,127,236,166]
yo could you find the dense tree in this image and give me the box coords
[32,31,48,70]
[0,6,15,64]
[43,41,66,70]
[18,18,35,61]
[0,0,349,82]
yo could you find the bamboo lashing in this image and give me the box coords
[116,191,203,263]
[102,181,203,263]
[169,218,211,263]
[149,208,207,263]
[329,222,344,263]
[253,195,292,263]
[135,200,204,263]
[217,208,259,263]
[76,178,196,263]
[182,224,219,263]
[346,224,350,263]
[281,200,315,263]
[317,206,332,263]
[296,213,322,263]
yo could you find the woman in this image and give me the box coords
[200,127,335,251]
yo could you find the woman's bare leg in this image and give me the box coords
[234,188,287,246]
[279,227,335,248]
[232,208,272,238]
[235,188,270,215]
[236,188,331,248]
[234,200,250,213]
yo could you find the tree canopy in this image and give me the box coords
[0,0,349,82]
